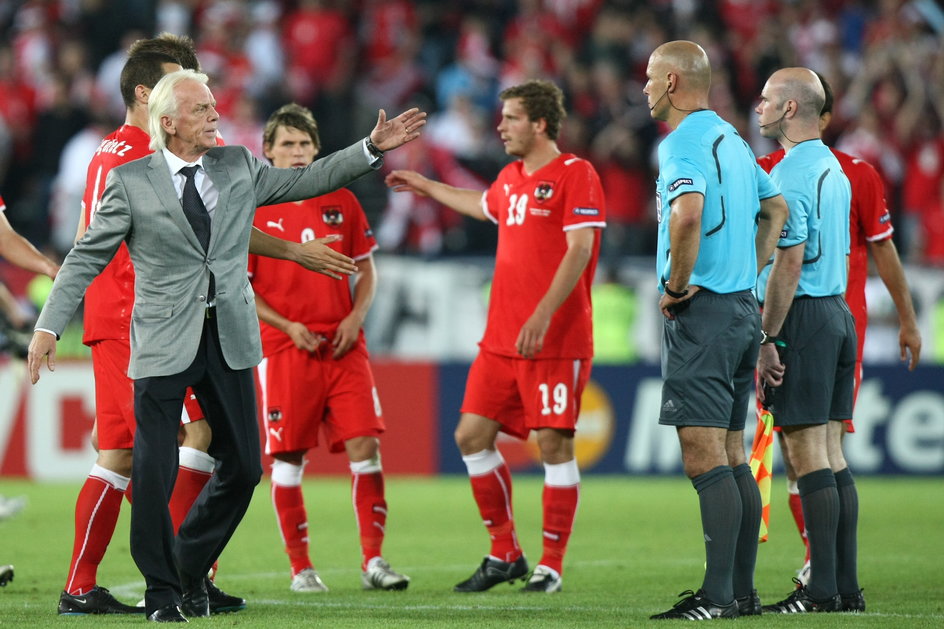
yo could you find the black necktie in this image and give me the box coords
[179,165,210,251]
[179,165,214,302]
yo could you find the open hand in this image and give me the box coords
[369,108,427,152]
[294,235,357,279]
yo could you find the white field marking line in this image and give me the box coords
[102,557,707,598]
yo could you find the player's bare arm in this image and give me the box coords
[385,170,487,220]
[869,237,921,369]
[254,293,322,353]
[756,242,804,399]
[333,255,376,359]
[248,227,356,279]
[0,212,59,278]
[369,107,427,151]
[516,227,596,359]
[756,194,789,273]
[659,192,703,320]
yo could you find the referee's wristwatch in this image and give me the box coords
[664,284,689,299]
[760,330,779,345]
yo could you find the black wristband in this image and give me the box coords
[664,285,689,299]
[365,137,384,159]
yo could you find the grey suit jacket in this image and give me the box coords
[37,142,374,379]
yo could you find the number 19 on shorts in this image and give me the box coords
[538,382,568,416]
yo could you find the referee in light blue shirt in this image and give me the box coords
[754,67,858,615]
[645,41,788,621]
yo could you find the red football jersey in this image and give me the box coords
[248,188,377,357]
[81,124,152,344]
[758,148,893,352]
[480,153,605,359]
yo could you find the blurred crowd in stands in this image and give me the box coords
[0,0,941,264]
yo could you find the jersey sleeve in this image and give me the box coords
[854,160,894,242]
[482,178,502,225]
[755,163,780,200]
[661,153,708,206]
[344,191,378,260]
[773,170,810,247]
[561,159,606,230]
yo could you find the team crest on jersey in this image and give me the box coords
[668,178,693,192]
[322,206,343,226]
[268,407,282,422]
[534,181,554,202]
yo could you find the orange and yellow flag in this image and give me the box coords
[749,407,774,542]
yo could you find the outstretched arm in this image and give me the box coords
[385,169,487,220]
[870,237,921,369]
[0,212,59,278]
[248,228,356,279]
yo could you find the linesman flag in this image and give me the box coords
[749,406,774,542]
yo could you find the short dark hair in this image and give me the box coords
[119,51,179,107]
[129,33,200,71]
[263,103,321,154]
[814,71,834,116]
[499,80,567,140]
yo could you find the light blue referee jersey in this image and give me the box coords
[756,139,851,302]
[656,110,780,294]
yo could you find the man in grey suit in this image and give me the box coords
[28,69,426,623]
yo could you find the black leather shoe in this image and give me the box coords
[180,580,209,618]
[147,604,188,622]
[206,577,246,613]
[58,586,144,615]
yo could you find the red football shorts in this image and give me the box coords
[461,349,592,440]
[257,344,384,455]
[90,340,136,449]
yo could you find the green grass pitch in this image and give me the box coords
[0,475,941,627]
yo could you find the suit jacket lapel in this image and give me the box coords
[146,151,203,251]
[202,152,231,253]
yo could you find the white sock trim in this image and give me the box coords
[544,459,580,487]
[178,446,215,474]
[350,454,382,475]
[462,449,504,476]
[89,463,130,491]
[271,459,305,486]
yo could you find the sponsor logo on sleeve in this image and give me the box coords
[364,227,374,238]
[879,210,891,224]
[668,178,693,192]
[780,229,789,238]
[573,207,600,216]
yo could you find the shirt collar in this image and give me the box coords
[162,148,205,175]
